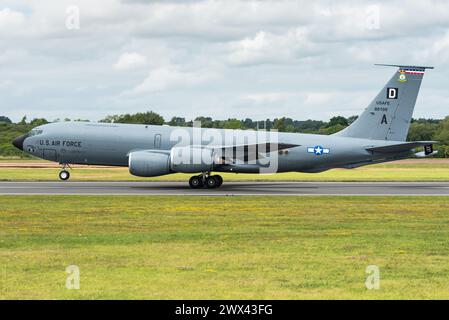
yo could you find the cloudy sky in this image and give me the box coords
[0,0,448,122]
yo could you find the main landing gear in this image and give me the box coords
[59,164,71,181]
[189,173,223,189]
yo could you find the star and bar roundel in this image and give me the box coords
[307,145,330,156]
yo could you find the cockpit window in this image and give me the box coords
[29,129,43,136]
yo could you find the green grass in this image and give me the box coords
[0,161,449,181]
[1,196,449,299]
[0,159,448,182]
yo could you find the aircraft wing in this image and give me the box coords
[212,142,300,163]
[366,141,437,153]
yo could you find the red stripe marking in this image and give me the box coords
[398,70,424,75]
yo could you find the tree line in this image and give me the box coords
[1,111,449,158]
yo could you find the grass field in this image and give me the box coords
[0,160,449,181]
[1,196,449,299]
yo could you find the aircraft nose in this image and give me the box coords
[12,134,27,151]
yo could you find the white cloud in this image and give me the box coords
[242,92,298,104]
[1,0,449,122]
[113,52,147,71]
[124,0,313,40]
[131,66,218,94]
[231,89,362,120]
[0,79,14,89]
[303,92,337,106]
[0,8,25,32]
[414,31,449,65]
[228,29,318,65]
[0,49,28,64]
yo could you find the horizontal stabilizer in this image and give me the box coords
[415,150,438,158]
[366,141,436,153]
[374,64,434,70]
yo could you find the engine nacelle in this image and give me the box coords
[170,146,214,173]
[128,150,171,177]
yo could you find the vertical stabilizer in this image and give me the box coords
[334,64,433,141]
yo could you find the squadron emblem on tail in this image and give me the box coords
[398,70,407,83]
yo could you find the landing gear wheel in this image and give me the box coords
[189,175,203,189]
[205,176,218,189]
[214,175,223,187]
[59,170,70,181]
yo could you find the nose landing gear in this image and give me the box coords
[59,164,71,181]
[189,173,223,189]
[59,170,70,181]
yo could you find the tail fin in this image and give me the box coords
[335,64,433,141]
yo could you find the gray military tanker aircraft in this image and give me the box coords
[12,64,436,188]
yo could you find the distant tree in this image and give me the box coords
[101,111,164,125]
[223,119,244,129]
[100,115,121,123]
[347,115,358,125]
[284,118,294,127]
[407,122,439,141]
[0,116,12,124]
[327,116,348,128]
[19,116,27,125]
[243,118,254,129]
[168,117,186,127]
[194,116,214,128]
[295,120,324,133]
[211,120,226,129]
[273,117,287,132]
[255,120,267,130]
[264,119,273,130]
[318,124,347,135]
[411,118,441,124]
[29,118,49,126]
[435,117,449,157]
[271,118,288,130]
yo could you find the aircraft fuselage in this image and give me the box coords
[14,121,410,174]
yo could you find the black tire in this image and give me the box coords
[189,176,203,189]
[59,170,70,181]
[214,175,223,187]
[205,176,218,189]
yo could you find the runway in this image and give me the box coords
[0,181,449,195]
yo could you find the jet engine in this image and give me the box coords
[128,147,217,177]
[128,150,171,177]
